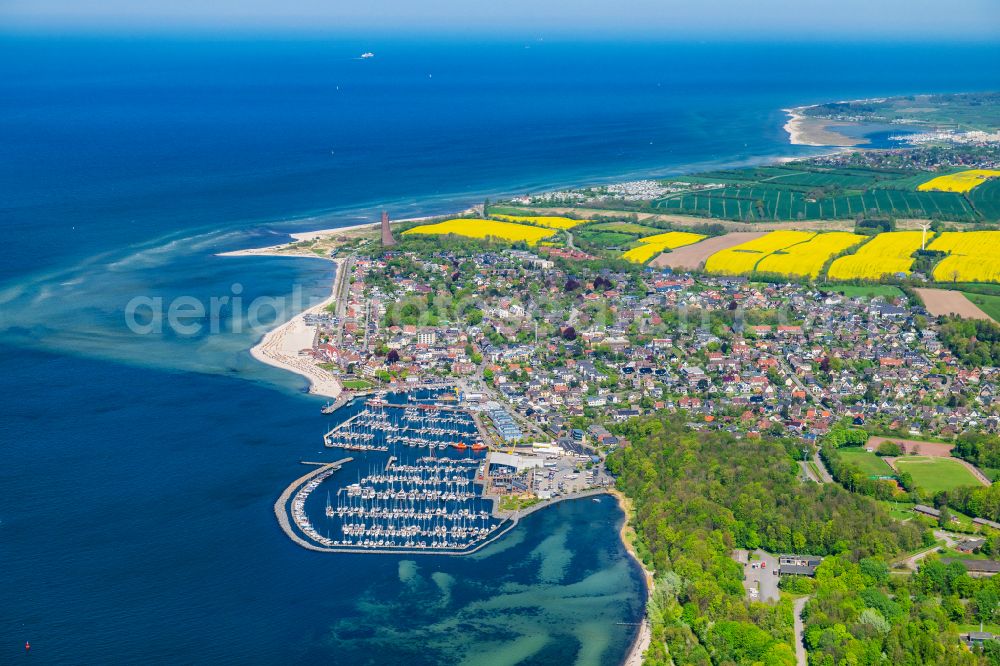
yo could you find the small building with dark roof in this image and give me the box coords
[941,558,1000,577]
[779,554,823,577]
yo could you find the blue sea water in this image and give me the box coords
[1,34,998,664]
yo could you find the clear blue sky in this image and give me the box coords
[3,0,999,39]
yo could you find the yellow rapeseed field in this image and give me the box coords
[494,215,588,229]
[928,231,1000,283]
[755,232,867,278]
[703,231,816,275]
[636,231,707,246]
[917,169,1000,193]
[826,231,924,280]
[621,231,707,264]
[402,219,556,245]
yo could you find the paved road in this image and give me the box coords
[896,529,960,570]
[793,596,810,666]
[812,452,834,483]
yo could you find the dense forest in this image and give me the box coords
[801,554,998,665]
[955,432,1000,471]
[939,316,1000,367]
[605,417,938,665]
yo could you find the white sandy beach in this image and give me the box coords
[240,254,344,398]
[783,106,866,147]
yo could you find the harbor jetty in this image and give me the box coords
[276,388,613,556]
[274,458,353,552]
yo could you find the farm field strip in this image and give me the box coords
[651,183,978,221]
[703,230,815,275]
[650,232,768,270]
[918,169,1000,193]
[826,231,925,280]
[754,232,867,278]
[914,288,993,321]
[969,179,1000,219]
[928,231,1000,283]
[493,215,588,229]
[621,231,707,264]
[402,219,556,245]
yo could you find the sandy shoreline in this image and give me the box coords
[782,106,867,147]
[610,488,654,666]
[239,254,345,398]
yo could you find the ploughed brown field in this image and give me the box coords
[914,288,994,322]
[650,231,768,271]
[867,436,954,457]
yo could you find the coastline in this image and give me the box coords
[236,252,345,398]
[217,210,478,398]
[610,488,655,666]
[218,101,862,662]
[782,105,868,147]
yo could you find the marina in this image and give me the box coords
[322,396,485,453]
[278,390,507,554]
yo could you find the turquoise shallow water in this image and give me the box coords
[1,35,997,663]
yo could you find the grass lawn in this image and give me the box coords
[575,230,637,248]
[341,379,373,390]
[825,284,904,300]
[876,499,916,521]
[838,447,895,477]
[963,292,1000,322]
[893,456,983,494]
[957,623,1000,635]
[981,467,1000,482]
[498,495,541,512]
[586,222,663,235]
[939,547,991,561]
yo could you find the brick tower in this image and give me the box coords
[380,210,396,247]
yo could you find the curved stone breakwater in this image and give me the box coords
[275,458,611,556]
[274,458,354,552]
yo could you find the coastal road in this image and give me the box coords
[793,596,810,666]
[334,253,355,345]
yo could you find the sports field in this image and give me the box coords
[403,218,556,245]
[838,447,895,477]
[917,169,1000,193]
[892,456,985,493]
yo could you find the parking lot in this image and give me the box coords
[532,455,609,498]
[733,549,780,603]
